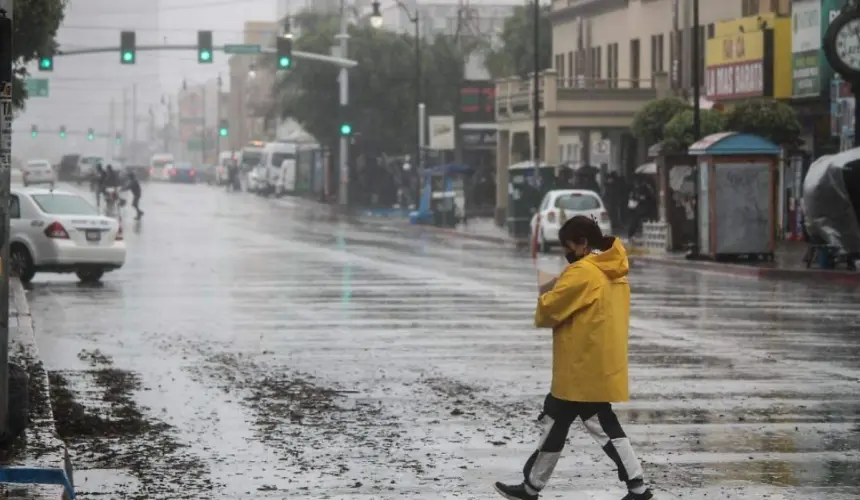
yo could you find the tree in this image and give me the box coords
[483,2,551,79]
[12,0,67,110]
[663,109,727,153]
[274,19,465,157]
[725,99,801,147]
[630,97,689,149]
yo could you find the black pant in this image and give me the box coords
[521,394,645,495]
[131,195,142,217]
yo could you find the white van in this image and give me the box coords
[149,154,175,181]
[259,142,297,195]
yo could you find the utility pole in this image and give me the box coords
[216,74,222,156]
[201,84,207,165]
[0,6,12,438]
[337,0,350,206]
[108,99,115,160]
[165,96,171,155]
[122,88,129,158]
[531,0,540,173]
[132,83,138,150]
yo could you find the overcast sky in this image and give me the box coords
[15,0,276,161]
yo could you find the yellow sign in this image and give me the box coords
[706,31,764,67]
[705,15,791,100]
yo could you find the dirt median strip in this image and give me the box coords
[49,349,213,499]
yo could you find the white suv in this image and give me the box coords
[9,187,126,283]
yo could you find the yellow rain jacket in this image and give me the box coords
[534,238,630,403]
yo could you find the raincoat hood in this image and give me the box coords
[583,237,629,281]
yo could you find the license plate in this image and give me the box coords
[86,230,101,242]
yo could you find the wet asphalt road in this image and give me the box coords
[23,181,860,499]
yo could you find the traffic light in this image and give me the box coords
[59,126,66,138]
[87,128,94,141]
[38,54,53,72]
[218,119,228,137]
[197,31,213,63]
[339,123,352,136]
[115,131,122,144]
[30,125,37,138]
[120,31,136,64]
[276,35,292,69]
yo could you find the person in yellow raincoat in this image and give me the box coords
[495,216,654,500]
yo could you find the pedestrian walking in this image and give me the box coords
[93,164,105,208]
[494,215,654,500]
[121,171,144,220]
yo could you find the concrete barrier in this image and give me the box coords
[0,279,74,499]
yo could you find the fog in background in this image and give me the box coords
[14,0,275,163]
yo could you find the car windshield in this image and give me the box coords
[81,157,102,165]
[27,162,50,169]
[32,194,98,215]
[555,193,601,211]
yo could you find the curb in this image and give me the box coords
[6,279,74,499]
[633,254,860,285]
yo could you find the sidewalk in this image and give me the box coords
[0,279,72,499]
[633,241,860,285]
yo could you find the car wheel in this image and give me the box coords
[10,244,35,283]
[76,268,104,284]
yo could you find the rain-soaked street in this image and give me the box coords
[22,182,860,499]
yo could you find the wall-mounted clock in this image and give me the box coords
[824,5,860,80]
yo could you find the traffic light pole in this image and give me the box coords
[53,44,358,69]
[0,7,12,439]
[337,0,350,206]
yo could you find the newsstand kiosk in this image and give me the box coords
[688,132,781,261]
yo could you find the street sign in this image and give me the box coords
[24,78,49,97]
[223,44,261,55]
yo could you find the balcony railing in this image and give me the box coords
[556,76,655,90]
[495,70,666,119]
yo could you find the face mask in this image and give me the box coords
[565,252,582,264]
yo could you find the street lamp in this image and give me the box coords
[371,0,422,207]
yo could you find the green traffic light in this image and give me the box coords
[39,58,51,69]
[340,123,351,135]
[219,128,227,137]
[88,135,94,141]
[200,50,211,62]
[60,133,65,138]
[31,132,37,138]
[279,57,291,68]
[122,51,134,62]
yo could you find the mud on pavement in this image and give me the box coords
[48,349,214,499]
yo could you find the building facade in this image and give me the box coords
[493,0,791,222]
[226,21,279,150]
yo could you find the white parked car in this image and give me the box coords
[23,159,56,187]
[530,189,612,253]
[9,187,126,284]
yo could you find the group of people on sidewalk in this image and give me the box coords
[494,216,655,500]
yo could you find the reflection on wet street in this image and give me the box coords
[26,183,860,499]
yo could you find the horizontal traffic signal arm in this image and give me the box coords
[15,128,113,138]
[51,44,358,68]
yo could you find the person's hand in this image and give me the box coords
[538,278,557,295]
